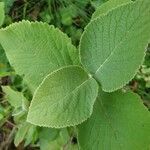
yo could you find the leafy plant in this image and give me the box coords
[0,2,4,26]
[0,0,150,149]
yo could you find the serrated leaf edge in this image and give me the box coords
[27,65,99,128]
[0,20,72,44]
[91,0,133,20]
[77,90,150,150]
[79,0,148,93]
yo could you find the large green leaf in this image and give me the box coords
[1,0,15,13]
[27,66,98,128]
[14,122,37,147]
[80,0,150,92]
[0,2,4,26]
[92,0,131,19]
[24,125,38,147]
[78,90,150,150]
[0,21,79,93]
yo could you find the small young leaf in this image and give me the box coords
[0,2,4,26]
[78,90,150,150]
[3,86,23,108]
[92,0,131,20]
[14,122,31,147]
[39,128,59,142]
[27,66,98,128]
[39,128,68,150]
[80,0,150,92]
[24,125,38,147]
[0,21,79,93]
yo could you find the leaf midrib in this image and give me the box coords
[94,2,143,75]
[35,77,93,111]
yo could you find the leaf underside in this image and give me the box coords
[80,0,150,92]
[78,90,150,150]
[27,66,98,128]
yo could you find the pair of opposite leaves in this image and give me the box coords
[0,0,150,128]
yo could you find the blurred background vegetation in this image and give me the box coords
[0,0,149,149]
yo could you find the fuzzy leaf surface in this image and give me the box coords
[3,86,23,108]
[80,0,150,92]
[92,0,131,20]
[27,66,98,128]
[0,21,79,93]
[78,90,150,150]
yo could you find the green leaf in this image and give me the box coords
[91,0,108,8]
[27,66,98,128]
[0,21,79,93]
[78,90,150,150]
[24,125,38,147]
[0,113,4,121]
[39,128,68,150]
[60,4,77,26]
[0,45,12,77]
[14,122,31,147]
[3,86,29,118]
[3,86,23,108]
[80,0,150,92]
[39,128,60,142]
[15,123,37,147]
[92,0,131,19]
[1,0,15,13]
[0,2,4,26]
